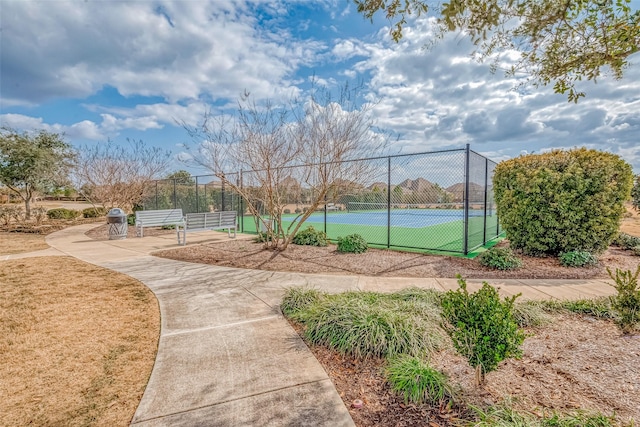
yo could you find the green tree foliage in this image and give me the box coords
[354,0,639,102]
[166,170,195,186]
[632,175,640,211]
[440,276,524,385]
[607,266,640,334]
[493,148,633,256]
[0,128,75,219]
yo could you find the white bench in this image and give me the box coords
[181,211,237,245]
[135,209,185,239]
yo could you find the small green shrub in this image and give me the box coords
[607,266,640,334]
[281,287,323,320]
[295,208,302,214]
[82,206,108,218]
[283,209,291,214]
[46,208,79,220]
[440,276,525,384]
[613,232,640,250]
[559,251,598,267]
[633,246,640,256]
[292,226,328,247]
[337,233,368,254]
[477,247,522,270]
[127,214,136,226]
[386,355,457,405]
[493,148,634,256]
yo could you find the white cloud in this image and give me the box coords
[332,16,640,170]
[0,114,106,140]
[1,0,327,105]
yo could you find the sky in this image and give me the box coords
[1,0,639,177]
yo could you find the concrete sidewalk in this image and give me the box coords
[14,224,616,426]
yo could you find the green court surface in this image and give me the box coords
[239,212,502,256]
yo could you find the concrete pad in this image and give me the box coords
[131,379,354,427]
[159,286,278,334]
[358,276,444,293]
[518,279,615,300]
[132,317,330,424]
[2,246,65,260]
[294,273,361,294]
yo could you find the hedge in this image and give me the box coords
[493,148,633,256]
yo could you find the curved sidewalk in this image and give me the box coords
[38,224,616,426]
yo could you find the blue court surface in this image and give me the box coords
[286,209,484,229]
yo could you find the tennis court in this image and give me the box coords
[144,146,503,255]
[241,206,500,254]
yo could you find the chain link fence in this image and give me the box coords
[141,145,501,254]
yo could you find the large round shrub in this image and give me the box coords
[493,148,633,256]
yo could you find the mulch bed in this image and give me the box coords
[152,238,640,280]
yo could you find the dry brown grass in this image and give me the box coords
[0,232,49,255]
[620,204,640,237]
[0,256,160,426]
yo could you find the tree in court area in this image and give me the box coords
[355,0,640,102]
[182,86,389,250]
[0,127,76,219]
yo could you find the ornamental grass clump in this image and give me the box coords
[440,276,524,385]
[493,148,633,256]
[286,290,445,359]
[386,355,457,405]
[280,287,323,321]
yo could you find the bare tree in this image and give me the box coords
[182,86,389,250]
[73,139,171,212]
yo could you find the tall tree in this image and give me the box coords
[73,139,171,212]
[166,170,195,186]
[355,0,640,102]
[0,128,75,219]
[182,86,390,250]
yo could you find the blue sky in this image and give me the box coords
[1,0,639,176]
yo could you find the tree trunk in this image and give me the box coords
[24,194,32,220]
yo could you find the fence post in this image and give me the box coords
[483,157,488,245]
[221,180,226,212]
[195,176,199,213]
[387,156,391,248]
[463,144,470,255]
[173,179,177,209]
[239,170,244,233]
[155,180,158,210]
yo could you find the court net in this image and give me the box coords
[345,202,488,217]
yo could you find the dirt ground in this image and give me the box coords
[153,238,639,280]
[0,256,160,426]
[303,314,640,426]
